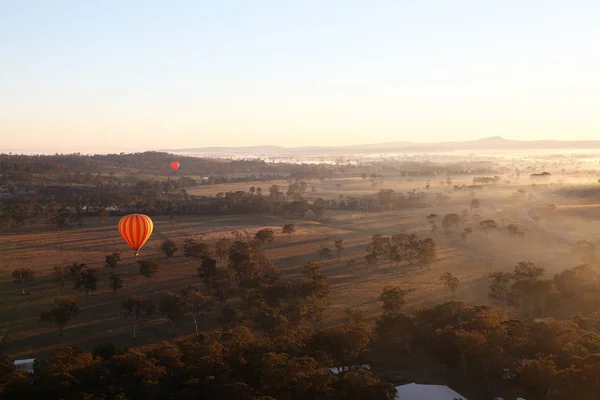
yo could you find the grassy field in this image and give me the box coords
[0,175,583,360]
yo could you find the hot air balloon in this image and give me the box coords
[118,214,154,256]
[171,161,180,171]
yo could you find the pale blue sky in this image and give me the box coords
[1,1,599,152]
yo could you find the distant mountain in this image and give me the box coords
[167,145,287,153]
[163,137,600,156]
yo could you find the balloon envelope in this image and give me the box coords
[118,214,154,255]
[171,161,180,171]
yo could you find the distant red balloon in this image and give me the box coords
[171,161,180,171]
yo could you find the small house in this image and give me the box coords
[395,383,467,400]
[14,358,35,374]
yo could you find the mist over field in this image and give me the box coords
[2,144,600,399]
[3,0,600,398]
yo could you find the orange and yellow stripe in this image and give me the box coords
[118,214,154,255]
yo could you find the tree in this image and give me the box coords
[12,269,35,295]
[513,261,545,280]
[255,228,275,247]
[138,259,160,292]
[160,239,178,261]
[440,272,459,298]
[479,219,497,235]
[332,369,397,400]
[215,237,231,264]
[510,261,550,317]
[366,234,390,265]
[282,224,296,242]
[182,287,213,337]
[331,240,345,261]
[197,257,218,287]
[109,273,123,293]
[0,330,11,358]
[159,293,186,336]
[507,224,524,237]
[97,208,108,224]
[378,189,396,210]
[379,286,408,316]
[53,266,69,290]
[516,355,559,400]
[554,264,596,297]
[365,252,377,267]
[460,227,473,241]
[183,239,212,263]
[415,238,437,267]
[73,267,98,299]
[488,271,512,305]
[426,213,438,224]
[210,267,235,304]
[319,247,332,260]
[40,296,79,335]
[312,198,327,220]
[66,262,86,280]
[322,309,372,366]
[122,296,154,340]
[105,252,121,269]
[470,198,481,210]
[442,213,461,232]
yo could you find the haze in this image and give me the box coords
[1,0,600,153]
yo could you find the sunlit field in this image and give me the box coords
[1,169,587,360]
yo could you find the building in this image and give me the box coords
[14,358,35,374]
[328,364,371,375]
[395,383,467,400]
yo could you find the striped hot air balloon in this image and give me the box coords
[118,214,154,256]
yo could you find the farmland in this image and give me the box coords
[0,169,583,360]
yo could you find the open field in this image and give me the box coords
[186,173,529,202]
[0,173,585,359]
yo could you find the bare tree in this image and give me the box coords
[109,274,123,293]
[12,269,35,295]
[122,295,154,340]
[53,266,69,290]
[159,293,186,337]
[138,259,160,292]
[182,287,214,337]
[440,272,459,298]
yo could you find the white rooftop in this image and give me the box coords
[14,359,35,365]
[395,383,468,400]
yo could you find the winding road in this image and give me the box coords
[522,202,578,246]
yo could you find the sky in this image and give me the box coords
[1,0,599,153]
